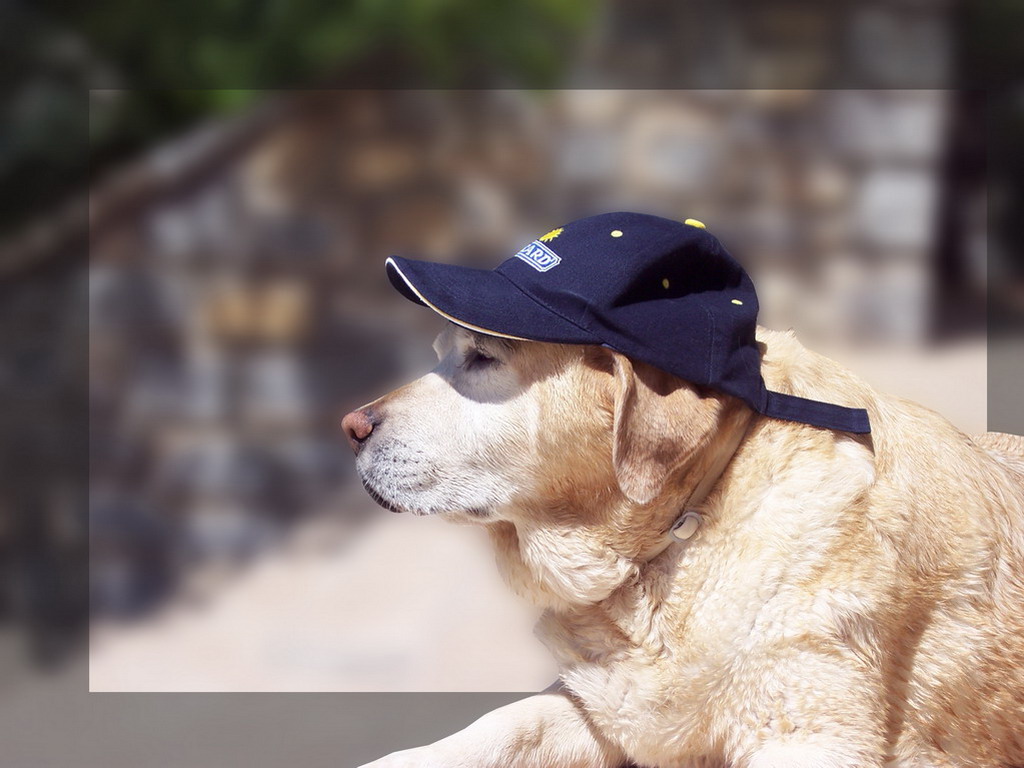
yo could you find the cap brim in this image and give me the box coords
[386,256,598,344]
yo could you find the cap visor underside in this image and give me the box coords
[386,256,597,344]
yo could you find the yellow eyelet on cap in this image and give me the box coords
[610,230,623,238]
[684,218,706,229]
[662,278,670,289]
[731,299,743,305]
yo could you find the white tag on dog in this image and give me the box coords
[670,512,701,542]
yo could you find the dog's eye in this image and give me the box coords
[464,349,499,369]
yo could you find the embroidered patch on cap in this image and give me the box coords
[514,240,561,272]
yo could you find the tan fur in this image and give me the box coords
[357,326,1024,768]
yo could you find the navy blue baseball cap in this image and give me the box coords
[385,212,870,434]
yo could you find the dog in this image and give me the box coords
[344,319,1024,767]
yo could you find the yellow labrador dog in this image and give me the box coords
[346,324,1024,768]
[344,213,1024,767]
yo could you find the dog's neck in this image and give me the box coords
[486,405,755,610]
[637,407,755,562]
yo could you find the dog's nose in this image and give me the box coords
[342,408,380,454]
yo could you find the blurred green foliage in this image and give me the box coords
[1,0,594,236]
[82,0,593,169]
[74,0,592,89]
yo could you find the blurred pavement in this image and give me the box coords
[91,487,556,692]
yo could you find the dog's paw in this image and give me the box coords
[356,747,451,768]
[745,743,870,768]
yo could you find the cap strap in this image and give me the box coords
[764,390,871,434]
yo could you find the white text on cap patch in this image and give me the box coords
[514,240,562,272]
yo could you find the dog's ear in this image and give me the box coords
[610,352,722,505]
